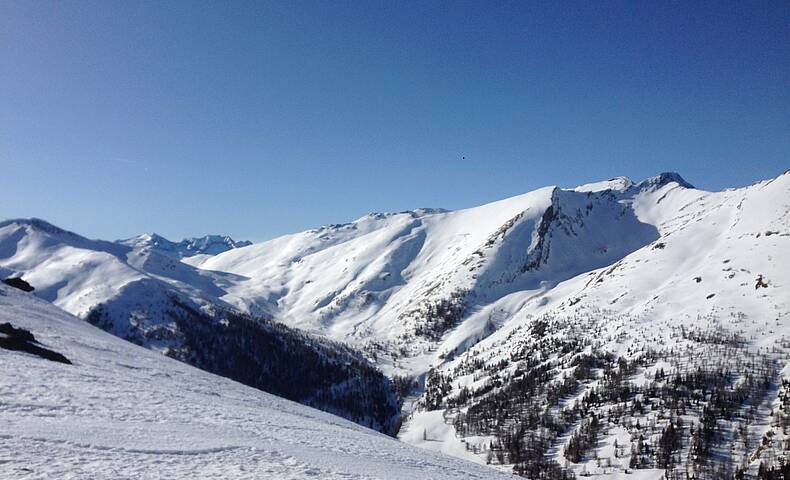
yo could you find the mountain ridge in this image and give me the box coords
[118,232,252,258]
[0,216,399,433]
[2,170,788,478]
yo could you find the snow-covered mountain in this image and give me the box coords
[0,283,510,479]
[182,170,790,478]
[0,218,398,432]
[0,218,233,328]
[119,232,251,259]
[3,170,789,478]
[182,173,701,369]
[393,171,790,478]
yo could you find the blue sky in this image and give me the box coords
[2,1,788,241]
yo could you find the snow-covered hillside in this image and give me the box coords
[0,283,511,479]
[119,232,251,259]
[396,172,790,478]
[183,173,709,374]
[182,170,790,478]
[0,219,399,432]
[3,171,788,478]
[0,218,234,330]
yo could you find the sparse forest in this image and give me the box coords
[413,309,790,479]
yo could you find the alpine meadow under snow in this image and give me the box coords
[2,171,789,479]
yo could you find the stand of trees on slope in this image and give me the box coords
[419,311,790,479]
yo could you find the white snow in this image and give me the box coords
[182,177,678,377]
[0,219,241,342]
[398,171,790,472]
[573,176,634,192]
[2,171,789,478]
[118,233,251,258]
[0,284,513,479]
[398,410,491,467]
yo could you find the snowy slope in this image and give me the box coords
[398,171,790,477]
[185,174,693,375]
[184,170,790,477]
[119,232,251,259]
[0,218,235,336]
[0,219,400,432]
[3,171,788,478]
[0,284,512,480]
[185,180,676,371]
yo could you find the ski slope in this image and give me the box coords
[0,284,512,480]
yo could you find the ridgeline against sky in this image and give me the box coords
[2,1,788,240]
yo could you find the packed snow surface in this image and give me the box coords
[0,284,512,479]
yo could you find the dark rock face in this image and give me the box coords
[0,322,71,364]
[2,277,34,292]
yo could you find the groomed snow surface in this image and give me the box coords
[0,284,512,480]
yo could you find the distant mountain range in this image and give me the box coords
[118,232,251,258]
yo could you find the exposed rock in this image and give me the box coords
[0,322,71,364]
[2,277,34,292]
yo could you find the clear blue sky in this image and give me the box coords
[2,1,788,241]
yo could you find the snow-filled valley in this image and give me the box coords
[2,170,789,478]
